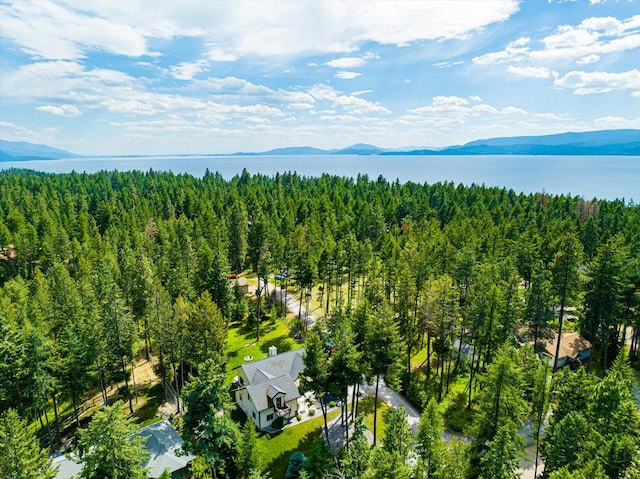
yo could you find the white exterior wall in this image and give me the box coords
[257,397,299,429]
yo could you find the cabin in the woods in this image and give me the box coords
[53,420,194,479]
[235,276,250,295]
[540,331,592,369]
[234,346,305,430]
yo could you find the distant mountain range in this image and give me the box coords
[0,140,78,161]
[1,129,639,161]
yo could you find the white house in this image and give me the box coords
[234,346,305,430]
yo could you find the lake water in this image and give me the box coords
[1,154,638,202]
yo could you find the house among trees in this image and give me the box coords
[235,276,250,295]
[52,420,194,479]
[234,346,305,430]
[540,331,592,369]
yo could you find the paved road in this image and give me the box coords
[358,378,543,478]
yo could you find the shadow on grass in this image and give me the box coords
[134,383,165,424]
[259,334,295,355]
[263,426,323,479]
[358,396,392,442]
[443,390,475,434]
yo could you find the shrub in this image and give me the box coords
[329,401,336,408]
[308,407,315,416]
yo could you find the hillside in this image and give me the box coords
[0,140,77,161]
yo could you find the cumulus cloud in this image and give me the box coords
[473,37,531,65]
[474,15,640,65]
[405,96,533,126]
[0,1,520,60]
[593,115,640,128]
[170,61,209,80]
[36,104,82,116]
[0,1,148,60]
[554,69,640,93]
[326,57,366,68]
[577,54,600,64]
[206,46,238,62]
[507,65,553,78]
[335,71,362,80]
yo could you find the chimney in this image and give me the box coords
[268,345,277,357]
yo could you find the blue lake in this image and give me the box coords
[1,154,638,202]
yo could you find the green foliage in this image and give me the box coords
[76,402,148,479]
[304,439,334,479]
[469,345,528,477]
[236,421,263,478]
[182,359,237,477]
[285,451,308,479]
[383,405,413,463]
[417,398,444,478]
[340,416,370,479]
[543,355,640,477]
[0,409,57,479]
[478,423,524,479]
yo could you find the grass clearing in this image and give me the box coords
[358,396,393,443]
[258,409,341,478]
[226,318,302,383]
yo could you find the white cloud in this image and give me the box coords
[593,115,640,128]
[170,61,209,80]
[0,1,148,60]
[351,90,373,96]
[474,15,640,65]
[433,60,464,68]
[406,96,532,126]
[0,121,57,143]
[287,103,315,110]
[507,65,553,78]
[473,37,530,65]
[326,57,366,68]
[206,45,238,62]
[36,104,82,116]
[335,71,362,80]
[554,69,640,93]
[577,54,600,64]
[0,1,520,61]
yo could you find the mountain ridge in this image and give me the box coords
[1,129,639,160]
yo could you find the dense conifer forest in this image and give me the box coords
[1,168,639,478]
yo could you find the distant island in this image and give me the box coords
[1,129,639,161]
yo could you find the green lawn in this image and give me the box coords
[358,396,393,444]
[226,318,303,383]
[258,409,341,478]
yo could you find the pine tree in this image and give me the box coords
[76,402,148,479]
[0,409,57,479]
[416,398,444,478]
[235,421,262,478]
[469,346,527,477]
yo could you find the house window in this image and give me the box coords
[252,412,256,419]
[267,414,274,421]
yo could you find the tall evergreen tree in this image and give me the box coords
[582,237,627,370]
[0,409,57,479]
[76,402,148,479]
[549,232,582,370]
[469,346,527,478]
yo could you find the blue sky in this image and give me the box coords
[0,0,638,155]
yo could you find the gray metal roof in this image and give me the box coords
[53,420,194,479]
[246,374,302,412]
[136,420,195,478]
[238,348,305,412]
[238,348,305,385]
